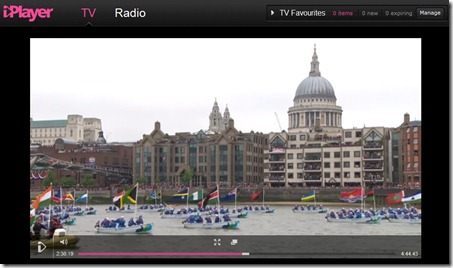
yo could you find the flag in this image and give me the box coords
[30,208,36,226]
[200,186,219,208]
[208,186,219,200]
[147,191,161,201]
[51,188,62,204]
[386,190,405,205]
[301,191,315,202]
[76,193,88,204]
[340,188,363,202]
[363,189,375,201]
[32,185,53,210]
[402,192,421,204]
[114,184,138,209]
[251,191,262,201]
[63,191,75,201]
[220,188,237,202]
[124,184,138,204]
[189,189,203,201]
[198,197,206,208]
[113,190,125,202]
[171,187,189,200]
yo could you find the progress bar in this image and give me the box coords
[79,252,250,257]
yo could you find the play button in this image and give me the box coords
[37,241,46,253]
[271,10,274,15]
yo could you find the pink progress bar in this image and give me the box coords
[79,252,250,257]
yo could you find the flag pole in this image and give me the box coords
[60,186,63,215]
[134,183,139,219]
[48,183,53,234]
[373,193,376,212]
[217,185,220,208]
[186,187,190,209]
[86,190,89,210]
[361,186,364,211]
[234,187,237,210]
[314,190,317,207]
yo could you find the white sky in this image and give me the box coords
[31,38,421,142]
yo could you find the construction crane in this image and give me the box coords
[275,112,282,131]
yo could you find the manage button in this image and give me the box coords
[416,8,444,19]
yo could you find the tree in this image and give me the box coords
[60,177,76,187]
[136,176,146,186]
[182,169,194,186]
[41,170,56,187]
[81,174,96,188]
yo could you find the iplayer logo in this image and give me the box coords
[3,5,53,22]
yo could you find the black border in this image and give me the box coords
[5,25,449,265]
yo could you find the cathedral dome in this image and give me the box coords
[295,76,336,100]
[294,45,336,101]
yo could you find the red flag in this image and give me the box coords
[251,191,262,201]
[386,190,405,205]
[340,188,363,198]
[198,198,205,208]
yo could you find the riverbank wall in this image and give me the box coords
[30,188,420,206]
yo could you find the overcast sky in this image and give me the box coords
[31,38,421,142]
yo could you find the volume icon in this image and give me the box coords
[60,239,68,245]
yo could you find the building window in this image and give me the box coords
[334,172,340,178]
[407,163,411,170]
[413,127,418,132]
[288,173,294,179]
[345,131,352,138]
[288,163,293,169]
[344,172,350,178]
[343,151,350,158]
[287,153,293,159]
[290,135,296,141]
[175,157,179,163]
[297,153,303,159]
[355,131,362,137]
[324,162,330,168]
[324,152,330,158]
[297,163,303,169]
[407,139,411,145]
[290,145,296,149]
[300,135,306,141]
[354,151,361,157]
[343,162,350,168]
[334,162,341,168]
[413,139,418,144]
[324,172,330,178]
[354,172,361,178]
[354,161,361,168]
[334,152,340,158]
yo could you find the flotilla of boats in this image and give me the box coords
[30,183,420,251]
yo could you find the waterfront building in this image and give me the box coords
[264,45,390,187]
[133,118,267,187]
[30,114,102,145]
[30,132,133,187]
[399,113,422,187]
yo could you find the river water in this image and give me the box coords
[63,204,421,236]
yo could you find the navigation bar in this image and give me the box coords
[0,1,447,26]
